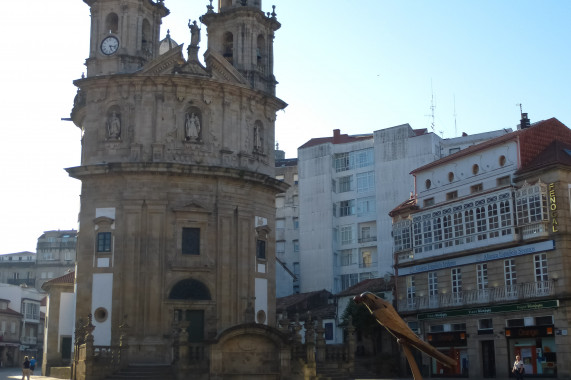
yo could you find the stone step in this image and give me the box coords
[106,365,175,380]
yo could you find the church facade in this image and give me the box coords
[65,0,294,378]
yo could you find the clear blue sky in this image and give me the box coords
[0,0,569,254]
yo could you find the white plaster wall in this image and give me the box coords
[59,292,75,336]
[91,273,113,345]
[255,277,268,324]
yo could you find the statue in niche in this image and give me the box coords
[107,111,121,139]
[188,20,201,47]
[185,112,201,141]
[254,124,263,152]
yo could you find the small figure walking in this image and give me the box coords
[21,355,31,380]
[29,357,36,374]
[512,354,524,380]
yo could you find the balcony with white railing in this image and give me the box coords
[398,280,554,312]
[20,336,37,345]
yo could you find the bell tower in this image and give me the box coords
[83,0,169,76]
[201,0,280,94]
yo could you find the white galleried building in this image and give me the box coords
[390,116,571,379]
[298,125,510,293]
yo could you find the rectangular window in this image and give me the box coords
[453,212,464,245]
[340,273,358,290]
[515,185,548,225]
[339,200,355,217]
[423,219,432,251]
[97,232,112,252]
[340,225,353,245]
[360,250,373,268]
[324,322,334,340]
[478,318,493,330]
[428,271,438,297]
[449,147,460,154]
[423,198,435,207]
[470,183,483,193]
[534,253,548,293]
[446,191,458,200]
[338,175,353,193]
[293,217,299,229]
[256,239,266,259]
[413,221,422,254]
[340,249,354,266]
[464,210,475,243]
[276,241,285,255]
[293,174,299,185]
[334,153,350,172]
[488,204,499,238]
[497,176,511,186]
[182,227,200,255]
[443,215,453,247]
[406,276,416,307]
[276,218,285,229]
[476,206,487,240]
[356,171,375,193]
[433,217,442,249]
[293,262,300,276]
[293,240,300,252]
[504,259,517,297]
[477,263,488,290]
[393,220,411,252]
[451,268,462,303]
[356,197,375,215]
[500,200,512,235]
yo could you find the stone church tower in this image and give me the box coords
[67,0,289,377]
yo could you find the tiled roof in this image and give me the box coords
[517,140,571,174]
[0,307,22,317]
[336,277,394,297]
[276,290,330,311]
[411,118,570,174]
[42,271,75,289]
[388,196,418,217]
[299,130,373,149]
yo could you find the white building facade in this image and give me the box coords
[298,126,511,294]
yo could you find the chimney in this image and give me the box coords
[333,129,341,143]
[520,113,531,129]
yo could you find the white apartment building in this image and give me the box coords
[390,116,571,378]
[298,125,510,293]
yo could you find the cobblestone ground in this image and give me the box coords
[0,367,62,380]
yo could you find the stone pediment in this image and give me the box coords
[139,45,187,76]
[204,49,249,86]
[172,201,211,214]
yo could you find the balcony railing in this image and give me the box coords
[358,236,377,243]
[20,336,37,345]
[398,280,554,312]
[520,221,550,240]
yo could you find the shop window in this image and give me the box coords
[430,324,444,333]
[506,318,524,327]
[452,323,466,331]
[535,316,553,325]
[478,318,493,331]
[182,227,200,255]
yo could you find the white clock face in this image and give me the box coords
[101,36,119,55]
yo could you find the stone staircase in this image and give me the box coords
[105,364,176,380]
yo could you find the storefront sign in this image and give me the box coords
[399,240,555,275]
[505,325,554,338]
[549,183,558,233]
[417,299,559,320]
[427,331,467,347]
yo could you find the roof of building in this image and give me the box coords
[38,230,77,239]
[275,158,298,167]
[388,196,419,217]
[516,139,571,175]
[411,118,571,174]
[299,129,373,149]
[336,277,394,297]
[0,307,22,317]
[41,271,75,290]
[276,289,336,320]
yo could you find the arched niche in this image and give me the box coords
[105,13,119,34]
[168,279,211,300]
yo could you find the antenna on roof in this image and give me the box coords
[453,95,458,137]
[516,103,523,118]
[426,80,436,132]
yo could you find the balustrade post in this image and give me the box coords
[84,314,96,380]
[315,317,326,362]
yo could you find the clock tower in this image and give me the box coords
[84,0,169,76]
[63,0,295,379]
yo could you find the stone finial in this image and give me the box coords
[271,5,277,18]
